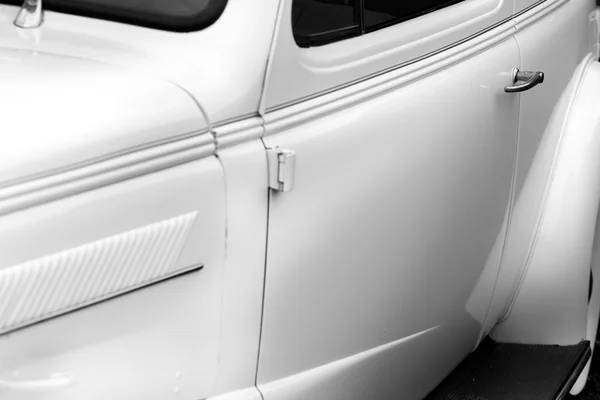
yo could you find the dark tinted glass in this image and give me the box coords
[363,0,465,31]
[292,0,360,47]
[1,0,227,31]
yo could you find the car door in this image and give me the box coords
[0,51,227,400]
[256,1,521,399]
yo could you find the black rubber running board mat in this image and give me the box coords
[425,338,591,400]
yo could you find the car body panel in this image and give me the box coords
[257,31,520,399]
[492,53,600,344]
[0,47,207,185]
[261,0,515,110]
[0,0,279,125]
[513,0,593,200]
[0,32,234,400]
[482,0,595,339]
[492,51,600,394]
[0,157,227,400]
[514,0,545,14]
[258,325,476,400]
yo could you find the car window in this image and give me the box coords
[293,0,466,47]
[363,0,464,31]
[292,0,360,47]
[0,0,228,31]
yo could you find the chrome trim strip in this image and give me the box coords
[14,0,43,29]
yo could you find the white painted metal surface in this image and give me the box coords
[0,0,596,398]
[0,3,271,397]
[209,137,269,396]
[492,54,600,345]
[482,0,596,339]
[0,158,227,400]
[0,47,207,185]
[258,33,520,398]
[513,0,593,199]
[258,326,456,400]
[261,0,514,110]
[0,0,279,125]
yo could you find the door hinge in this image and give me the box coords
[267,148,296,192]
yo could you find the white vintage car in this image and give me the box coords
[0,0,599,399]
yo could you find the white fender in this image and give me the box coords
[491,55,600,349]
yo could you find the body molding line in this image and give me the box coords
[0,133,215,216]
[262,0,568,135]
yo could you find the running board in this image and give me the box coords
[425,338,591,400]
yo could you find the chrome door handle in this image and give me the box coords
[504,69,545,93]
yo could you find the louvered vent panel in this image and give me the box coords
[0,212,198,334]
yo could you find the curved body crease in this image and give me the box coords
[491,54,600,348]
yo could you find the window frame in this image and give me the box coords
[293,0,468,47]
[263,0,514,110]
[293,0,362,47]
[363,0,466,33]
